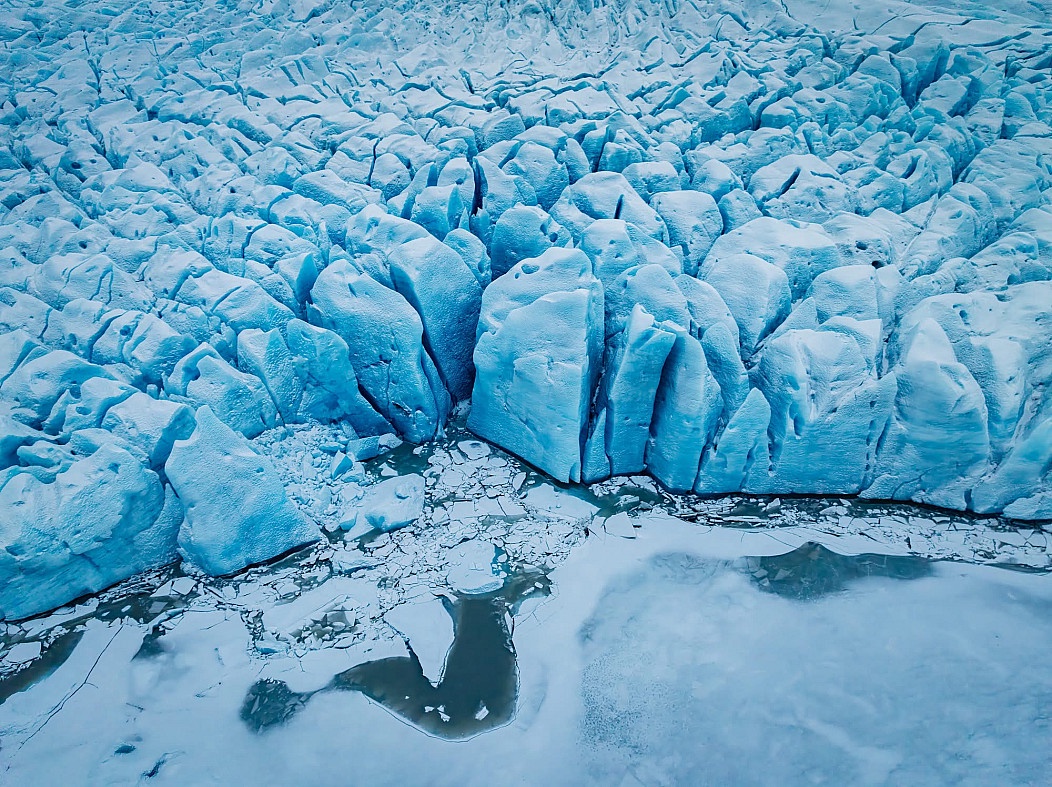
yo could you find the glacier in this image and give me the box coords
[0,0,1050,623]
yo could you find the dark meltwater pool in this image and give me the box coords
[241,568,550,739]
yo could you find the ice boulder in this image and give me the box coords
[650,190,723,276]
[579,219,681,288]
[469,156,538,248]
[549,171,668,242]
[469,247,604,483]
[0,439,175,621]
[237,327,303,422]
[864,319,990,510]
[749,154,856,223]
[599,304,679,476]
[700,253,791,356]
[695,387,773,495]
[1,349,113,428]
[809,265,882,323]
[753,322,894,494]
[702,216,844,299]
[489,205,570,280]
[309,259,449,443]
[166,406,319,576]
[675,275,739,346]
[645,330,723,492]
[443,228,492,289]
[101,392,197,468]
[387,236,482,401]
[167,344,278,438]
[343,474,425,534]
[284,319,390,434]
[344,204,429,265]
[502,140,570,210]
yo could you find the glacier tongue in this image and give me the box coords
[1,0,1051,618]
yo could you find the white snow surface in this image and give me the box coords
[0,0,1051,618]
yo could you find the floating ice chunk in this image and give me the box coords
[450,440,488,462]
[384,595,454,686]
[344,474,425,533]
[603,511,638,538]
[445,539,504,595]
[522,484,599,520]
[261,578,361,646]
[166,406,319,576]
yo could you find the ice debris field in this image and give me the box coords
[2,0,1052,778]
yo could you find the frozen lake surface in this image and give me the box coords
[2,431,1050,785]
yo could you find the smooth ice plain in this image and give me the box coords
[1,0,1052,782]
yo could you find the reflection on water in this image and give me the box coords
[740,542,933,600]
[241,568,550,739]
[0,628,84,706]
[578,542,1052,786]
[1,570,190,706]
